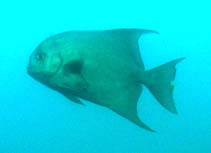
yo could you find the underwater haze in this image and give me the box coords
[0,0,211,153]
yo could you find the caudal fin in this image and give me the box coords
[145,58,185,113]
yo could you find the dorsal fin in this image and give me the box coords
[108,29,159,69]
[113,29,159,40]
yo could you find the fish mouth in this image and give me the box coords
[27,66,34,75]
[26,66,40,80]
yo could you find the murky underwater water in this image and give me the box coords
[0,0,211,153]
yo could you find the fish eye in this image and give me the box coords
[35,52,45,61]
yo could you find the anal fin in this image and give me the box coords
[110,105,154,132]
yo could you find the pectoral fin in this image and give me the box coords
[53,85,84,105]
[63,93,84,105]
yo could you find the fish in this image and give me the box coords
[27,29,184,132]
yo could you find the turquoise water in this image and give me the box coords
[1,0,211,153]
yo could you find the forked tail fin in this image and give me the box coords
[145,58,185,113]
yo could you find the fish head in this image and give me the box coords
[27,38,63,83]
